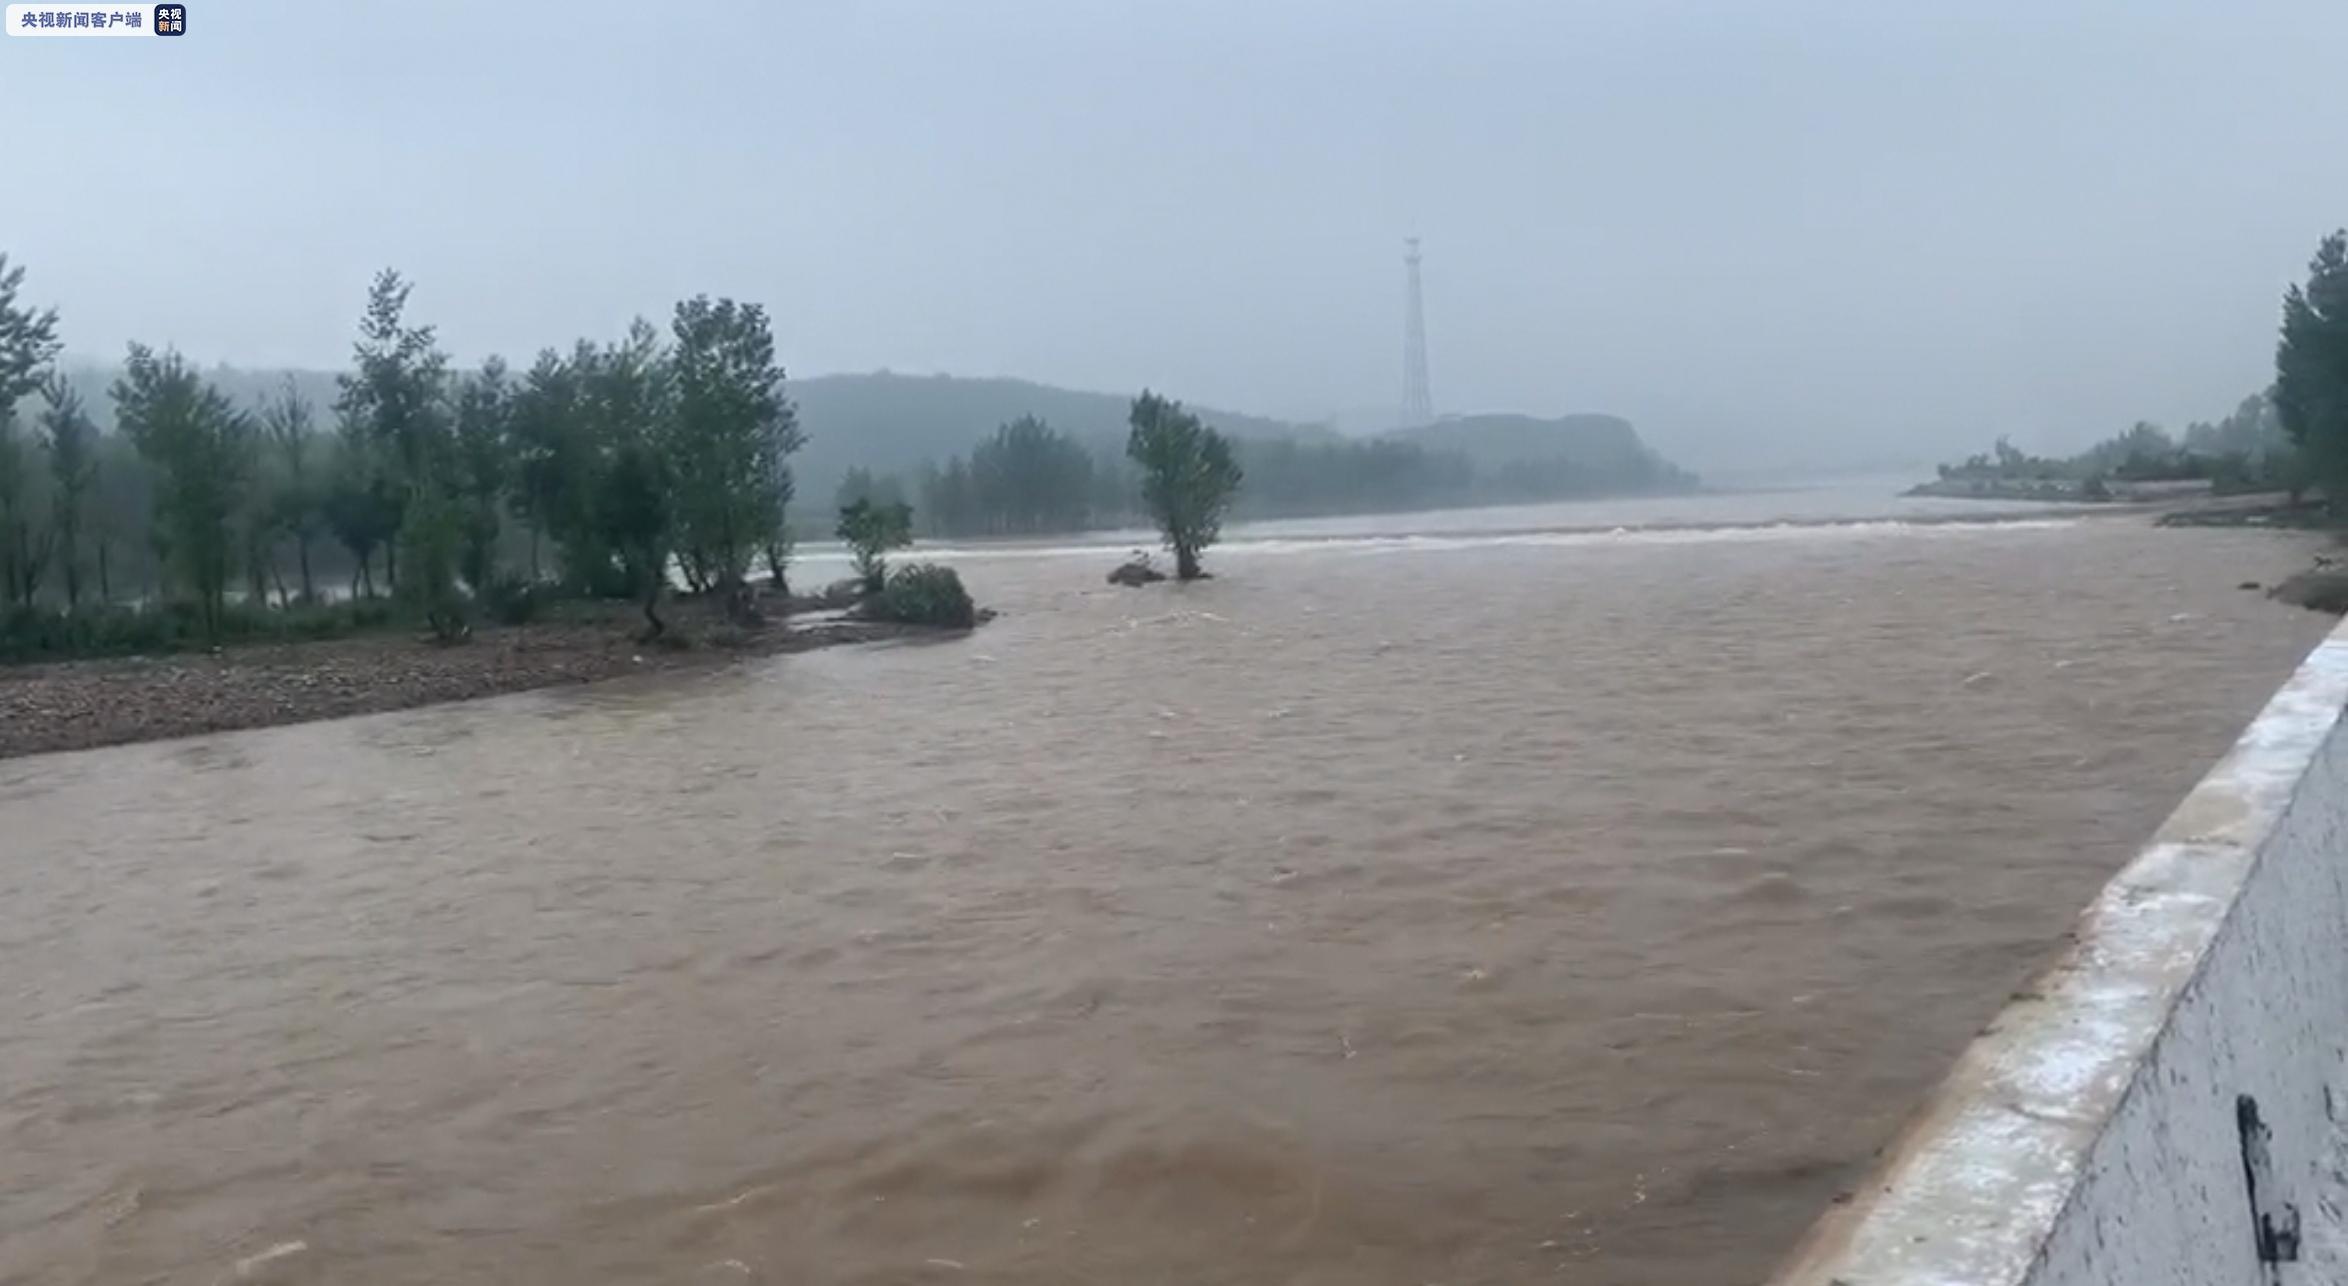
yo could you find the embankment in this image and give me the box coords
[1769,615,2348,1284]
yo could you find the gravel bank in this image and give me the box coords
[0,609,963,760]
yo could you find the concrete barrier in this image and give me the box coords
[1769,617,2348,1286]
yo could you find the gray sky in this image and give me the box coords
[7,0,2347,471]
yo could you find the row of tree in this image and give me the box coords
[1937,227,2348,511]
[836,415,1493,541]
[0,250,1250,658]
[0,256,803,641]
[1937,395,2302,494]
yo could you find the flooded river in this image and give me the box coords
[0,498,2331,1285]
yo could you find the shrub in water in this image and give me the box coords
[866,563,976,628]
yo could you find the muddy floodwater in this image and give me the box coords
[0,499,2332,1285]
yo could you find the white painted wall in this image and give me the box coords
[1770,617,2348,1286]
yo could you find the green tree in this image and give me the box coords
[338,270,459,621]
[452,356,512,591]
[599,440,671,640]
[1126,390,1242,580]
[0,255,62,608]
[969,415,1092,534]
[322,462,402,600]
[112,345,254,637]
[836,496,913,592]
[261,377,322,604]
[836,466,907,514]
[2276,231,2348,508]
[504,346,586,583]
[668,295,799,619]
[39,375,97,609]
[0,255,61,414]
[397,485,469,641]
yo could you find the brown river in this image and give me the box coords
[0,493,2333,1286]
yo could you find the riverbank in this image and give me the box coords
[0,598,976,761]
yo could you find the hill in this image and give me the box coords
[1386,413,1695,498]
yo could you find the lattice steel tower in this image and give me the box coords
[1401,237,1434,427]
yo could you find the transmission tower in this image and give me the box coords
[1401,237,1433,427]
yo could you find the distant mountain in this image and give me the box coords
[1385,413,1695,497]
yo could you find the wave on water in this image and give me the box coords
[807,515,2086,566]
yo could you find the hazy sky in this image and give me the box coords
[7,0,2348,470]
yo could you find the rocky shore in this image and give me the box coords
[0,600,969,761]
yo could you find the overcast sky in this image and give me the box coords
[7,0,2347,470]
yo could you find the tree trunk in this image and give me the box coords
[638,578,665,643]
[528,526,541,582]
[384,541,397,592]
[96,540,110,606]
[297,535,314,604]
[1175,542,1202,580]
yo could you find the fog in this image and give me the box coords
[7,0,2348,473]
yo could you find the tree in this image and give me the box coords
[836,466,907,514]
[322,464,401,600]
[0,254,60,416]
[599,440,671,640]
[968,415,1092,534]
[1126,390,1242,580]
[837,496,913,592]
[668,295,798,620]
[451,356,511,591]
[0,255,61,608]
[2276,231,2348,509]
[338,269,457,617]
[337,269,451,487]
[40,375,97,609]
[261,377,321,604]
[112,345,254,637]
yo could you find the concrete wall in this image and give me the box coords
[1769,617,2348,1286]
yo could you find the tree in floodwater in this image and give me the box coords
[39,375,97,609]
[1126,390,1242,580]
[2276,230,2348,509]
[837,495,913,593]
[112,344,254,637]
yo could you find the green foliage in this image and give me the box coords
[598,439,672,638]
[38,375,96,608]
[336,269,451,484]
[0,596,396,663]
[112,345,255,637]
[668,296,799,607]
[1127,390,1242,580]
[2277,231,2348,508]
[396,486,469,641]
[451,356,511,591]
[259,377,322,603]
[836,496,913,591]
[865,562,975,628]
[0,254,61,414]
[0,256,62,609]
